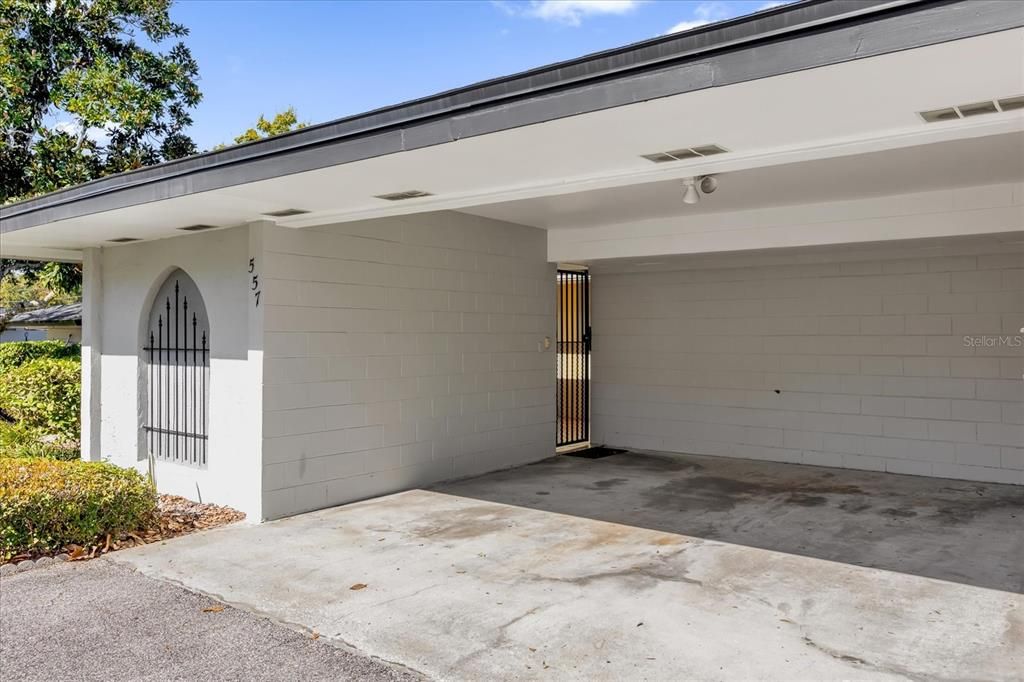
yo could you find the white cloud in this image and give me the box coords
[664,1,734,34]
[54,119,118,146]
[665,19,708,33]
[495,1,642,27]
[756,1,788,9]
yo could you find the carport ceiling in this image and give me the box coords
[459,131,1024,230]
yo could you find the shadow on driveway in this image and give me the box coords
[435,450,1024,593]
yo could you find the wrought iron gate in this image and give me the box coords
[557,269,591,447]
[143,273,209,466]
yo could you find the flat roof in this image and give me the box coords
[2,0,1021,234]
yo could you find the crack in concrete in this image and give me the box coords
[798,630,959,682]
[348,582,450,614]
[441,598,577,676]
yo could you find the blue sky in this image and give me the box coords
[172,1,789,150]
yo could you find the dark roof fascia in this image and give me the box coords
[2,0,1021,233]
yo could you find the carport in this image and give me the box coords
[2,1,1021,521]
[115,448,1022,680]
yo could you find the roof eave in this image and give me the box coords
[3,0,1020,233]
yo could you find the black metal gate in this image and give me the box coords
[557,269,590,447]
[143,277,209,466]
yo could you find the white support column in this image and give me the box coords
[80,248,103,461]
[246,221,269,519]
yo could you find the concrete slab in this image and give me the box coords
[113,451,1023,681]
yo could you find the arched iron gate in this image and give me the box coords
[143,271,210,466]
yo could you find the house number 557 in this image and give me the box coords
[249,257,262,307]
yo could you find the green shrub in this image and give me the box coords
[0,423,80,461]
[0,357,81,442]
[0,458,156,561]
[0,340,80,371]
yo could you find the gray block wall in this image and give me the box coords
[590,243,1024,485]
[259,211,555,518]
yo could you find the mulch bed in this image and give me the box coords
[3,495,244,569]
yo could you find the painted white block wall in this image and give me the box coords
[590,241,1024,485]
[94,226,263,519]
[259,211,555,519]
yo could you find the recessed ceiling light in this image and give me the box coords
[178,224,218,232]
[374,190,433,201]
[108,237,140,243]
[262,208,310,217]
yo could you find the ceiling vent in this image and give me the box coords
[178,224,217,232]
[262,208,310,217]
[998,95,1024,111]
[640,144,728,163]
[919,95,1024,122]
[108,237,140,243]
[374,190,434,201]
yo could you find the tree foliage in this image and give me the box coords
[0,0,202,203]
[0,0,203,294]
[226,106,306,146]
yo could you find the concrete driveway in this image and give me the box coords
[113,451,1023,681]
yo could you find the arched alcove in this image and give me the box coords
[142,269,210,467]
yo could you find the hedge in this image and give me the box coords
[0,458,157,561]
[0,422,80,461]
[0,340,80,371]
[0,357,81,442]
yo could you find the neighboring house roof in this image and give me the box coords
[1,0,1019,234]
[8,303,82,326]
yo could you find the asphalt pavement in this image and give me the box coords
[0,559,418,681]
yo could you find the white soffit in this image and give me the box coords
[2,28,1023,253]
[460,131,1024,229]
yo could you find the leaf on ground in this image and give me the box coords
[202,605,225,613]
[349,583,368,591]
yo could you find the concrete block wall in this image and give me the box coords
[259,211,555,519]
[590,242,1024,485]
